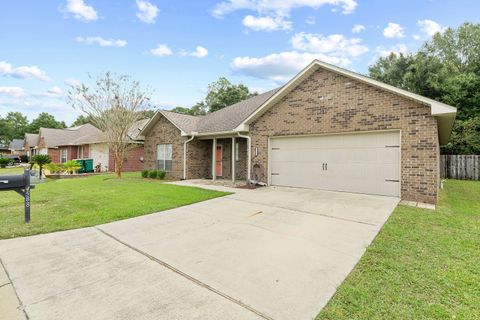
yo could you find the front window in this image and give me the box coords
[60,148,68,163]
[78,146,84,159]
[157,144,172,171]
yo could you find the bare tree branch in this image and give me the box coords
[68,72,153,178]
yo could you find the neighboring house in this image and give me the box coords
[140,60,457,205]
[24,133,39,158]
[25,121,148,172]
[9,139,26,156]
[0,143,10,155]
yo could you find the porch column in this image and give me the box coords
[212,138,217,181]
[231,137,236,183]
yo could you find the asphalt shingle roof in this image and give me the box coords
[9,139,24,150]
[157,88,281,134]
[25,133,39,148]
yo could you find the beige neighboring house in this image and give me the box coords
[24,133,40,158]
[140,60,457,205]
[24,121,148,172]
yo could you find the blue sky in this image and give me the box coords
[0,0,479,125]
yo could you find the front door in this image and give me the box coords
[216,145,223,177]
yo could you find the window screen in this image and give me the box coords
[157,144,172,171]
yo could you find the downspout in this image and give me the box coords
[183,134,195,180]
[237,132,251,183]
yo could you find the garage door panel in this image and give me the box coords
[270,131,400,197]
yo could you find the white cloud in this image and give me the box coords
[370,44,409,64]
[190,46,209,58]
[33,86,66,98]
[64,78,82,86]
[242,15,292,31]
[0,86,25,98]
[418,19,446,37]
[352,24,365,33]
[231,51,351,82]
[76,36,127,47]
[412,34,421,40]
[383,22,405,38]
[149,44,173,56]
[136,0,159,24]
[0,61,50,82]
[305,16,316,25]
[291,32,369,57]
[212,0,358,17]
[63,0,98,22]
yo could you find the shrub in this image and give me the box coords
[157,170,166,180]
[141,170,149,178]
[45,163,63,174]
[0,157,11,168]
[31,154,52,180]
[148,170,158,179]
[63,160,81,174]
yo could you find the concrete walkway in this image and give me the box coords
[0,185,399,320]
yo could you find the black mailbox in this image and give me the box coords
[0,175,27,189]
[0,169,35,223]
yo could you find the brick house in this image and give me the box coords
[140,60,457,205]
[25,120,148,172]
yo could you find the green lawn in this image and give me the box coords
[0,172,228,239]
[316,179,480,320]
[0,166,26,175]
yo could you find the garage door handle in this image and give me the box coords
[325,163,327,170]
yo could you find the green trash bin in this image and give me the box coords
[74,159,86,173]
[84,159,94,173]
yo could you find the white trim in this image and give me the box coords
[140,111,187,137]
[239,60,456,130]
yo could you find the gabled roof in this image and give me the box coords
[127,118,150,141]
[140,88,280,136]
[39,124,103,148]
[239,60,457,144]
[9,139,24,150]
[25,133,39,148]
[141,59,457,144]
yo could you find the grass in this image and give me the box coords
[316,179,480,320]
[0,172,229,239]
[0,166,26,174]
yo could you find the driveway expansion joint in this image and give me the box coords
[0,257,29,320]
[95,227,275,320]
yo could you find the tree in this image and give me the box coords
[140,109,156,119]
[170,78,257,115]
[68,72,152,178]
[442,117,480,154]
[27,112,66,133]
[170,102,207,116]
[205,77,257,112]
[72,114,95,126]
[0,112,29,144]
[369,22,480,153]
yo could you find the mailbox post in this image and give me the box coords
[0,169,35,223]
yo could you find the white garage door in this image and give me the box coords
[90,143,110,172]
[269,131,400,197]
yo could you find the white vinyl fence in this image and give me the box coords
[440,155,480,180]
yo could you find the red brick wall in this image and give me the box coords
[48,149,60,163]
[109,145,144,172]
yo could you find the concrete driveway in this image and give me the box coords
[0,185,399,320]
